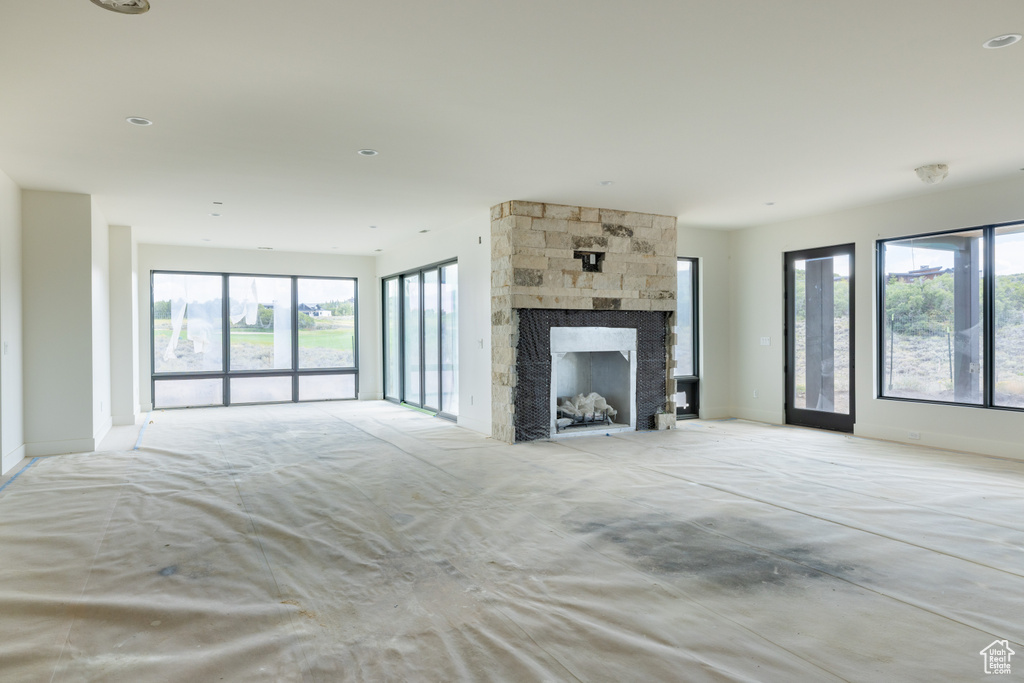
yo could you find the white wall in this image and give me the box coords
[109,225,139,426]
[0,170,24,474]
[21,190,101,455]
[677,225,732,419]
[91,203,111,440]
[726,175,1024,459]
[375,211,493,435]
[136,244,379,411]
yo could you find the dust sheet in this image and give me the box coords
[0,403,1022,681]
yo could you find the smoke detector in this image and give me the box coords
[90,0,150,14]
[915,163,949,185]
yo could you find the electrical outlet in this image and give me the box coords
[759,337,770,346]
[908,431,921,440]
[470,395,474,406]
[753,389,759,398]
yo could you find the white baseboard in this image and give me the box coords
[855,424,1024,462]
[358,392,384,401]
[112,412,139,426]
[1,444,27,476]
[26,437,97,457]
[730,407,784,425]
[94,417,113,443]
[456,414,491,437]
[698,406,733,420]
[140,403,153,412]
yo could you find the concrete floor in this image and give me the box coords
[0,402,1021,681]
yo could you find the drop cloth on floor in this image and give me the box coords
[0,403,1022,681]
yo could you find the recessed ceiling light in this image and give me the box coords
[209,213,221,217]
[257,246,273,250]
[357,149,379,156]
[599,180,614,186]
[202,238,211,242]
[374,249,383,252]
[213,201,223,205]
[91,0,150,14]
[764,202,775,206]
[983,33,1022,49]
[331,246,338,249]
[369,225,377,229]
[419,229,429,233]
[126,116,152,126]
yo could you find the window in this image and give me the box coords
[879,221,1024,411]
[229,276,291,371]
[297,278,357,369]
[152,272,358,408]
[994,224,1024,408]
[382,260,459,418]
[674,258,699,418]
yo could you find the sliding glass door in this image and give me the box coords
[383,260,458,418]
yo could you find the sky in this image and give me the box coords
[153,274,355,305]
[883,230,1024,276]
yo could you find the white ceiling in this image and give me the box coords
[1,1,1023,255]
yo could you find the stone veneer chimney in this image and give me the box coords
[491,200,678,443]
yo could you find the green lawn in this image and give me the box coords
[154,318,354,351]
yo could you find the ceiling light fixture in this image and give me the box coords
[915,163,949,185]
[126,116,152,126]
[90,0,150,14]
[764,201,775,206]
[257,246,273,250]
[357,149,379,156]
[419,229,429,233]
[599,180,614,186]
[369,225,377,229]
[983,33,1022,49]
[209,213,221,217]
[374,249,383,252]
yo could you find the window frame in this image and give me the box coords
[876,220,1024,413]
[381,258,458,421]
[150,270,359,408]
[674,257,700,419]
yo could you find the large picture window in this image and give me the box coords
[879,221,1024,410]
[152,272,358,408]
[674,258,699,418]
[382,260,458,419]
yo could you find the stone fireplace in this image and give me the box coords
[491,201,678,443]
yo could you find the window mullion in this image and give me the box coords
[222,273,231,406]
[984,226,996,407]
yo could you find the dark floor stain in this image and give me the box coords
[566,513,855,590]
[158,565,178,577]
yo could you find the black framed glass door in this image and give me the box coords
[382,260,458,419]
[785,244,855,432]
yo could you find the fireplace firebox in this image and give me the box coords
[513,309,669,442]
